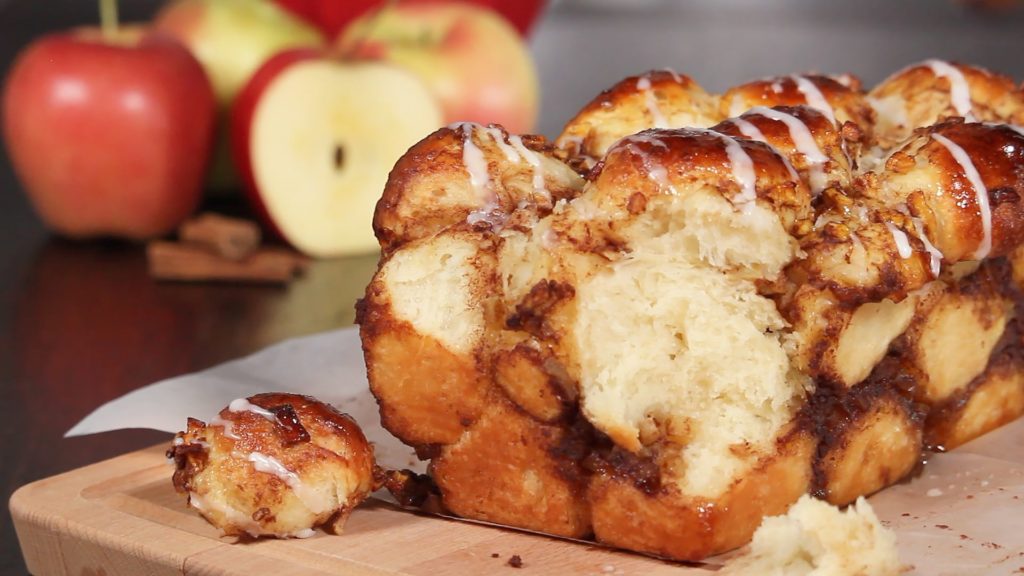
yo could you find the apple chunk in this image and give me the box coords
[239,58,441,256]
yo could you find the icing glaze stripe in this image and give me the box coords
[729,117,801,183]
[924,59,974,119]
[637,75,669,129]
[885,222,914,259]
[706,130,758,208]
[747,106,830,195]
[791,76,836,124]
[932,132,992,259]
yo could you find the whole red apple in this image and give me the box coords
[338,1,538,134]
[232,49,442,256]
[2,31,216,239]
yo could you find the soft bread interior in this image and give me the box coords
[379,233,485,354]
[571,190,809,497]
[722,495,902,576]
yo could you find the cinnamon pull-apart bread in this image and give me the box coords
[359,60,1024,560]
[169,393,375,538]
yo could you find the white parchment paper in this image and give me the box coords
[66,326,1024,574]
[66,327,423,473]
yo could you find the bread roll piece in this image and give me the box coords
[554,70,720,172]
[869,59,1024,147]
[871,121,1024,263]
[361,61,1024,562]
[721,495,902,576]
[722,74,874,130]
[168,394,375,538]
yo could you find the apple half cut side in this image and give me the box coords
[232,49,442,257]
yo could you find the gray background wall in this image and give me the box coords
[531,0,1024,136]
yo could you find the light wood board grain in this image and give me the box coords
[10,445,712,576]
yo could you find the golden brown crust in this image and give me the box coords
[431,399,592,537]
[554,70,720,172]
[925,348,1024,451]
[374,124,585,254]
[590,128,812,234]
[493,343,576,423]
[359,252,490,447]
[721,74,875,136]
[712,106,853,196]
[869,61,1024,146]
[875,121,1024,262]
[588,429,814,560]
[813,389,922,506]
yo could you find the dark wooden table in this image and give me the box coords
[0,4,380,573]
[0,196,380,574]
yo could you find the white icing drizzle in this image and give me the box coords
[457,124,491,191]
[481,125,520,162]
[289,528,317,539]
[704,130,758,210]
[248,452,331,514]
[832,74,857,89]
[617,133,677,196]
[791,75,836,124]
[850,231,864,252]
[637,75,669,129]
[663,68,683,84]
[911,216,944,277]
[730,117,767,142]
[451,123,500,227]
[747,106,830,196]
[728,93,747,118]
[209,416,239,440]
[885,222,914,259]
[729,117,801,183]
[508,134,550,202]
[932,132,992,259]
[924,59,974,120]
[228,398,277,421]
[560,133,586,153]
[453,122,552,224]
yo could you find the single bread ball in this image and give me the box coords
[168,393,375,539]
[555,70,720,171]
[869,59,1024,147]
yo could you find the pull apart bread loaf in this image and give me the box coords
[358,60,1024,560]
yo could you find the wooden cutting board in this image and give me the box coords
[10,445,713,575]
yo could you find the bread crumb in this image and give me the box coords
[507,555,523,568]
[721,495,902,576]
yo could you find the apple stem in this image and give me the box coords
[99,0,119,41]
[341,0,399,59]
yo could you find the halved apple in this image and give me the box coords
[232,49,442,257]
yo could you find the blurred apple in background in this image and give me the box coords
[232,49,442,256]
[271,0,367,40]
[338,1,539,133]
[152,0,324,189]
[273,0,547,40]
[2,6,217,239]
[152,0,323,105]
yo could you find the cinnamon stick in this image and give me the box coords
[147,241,305,284]
[178,213,261,261]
